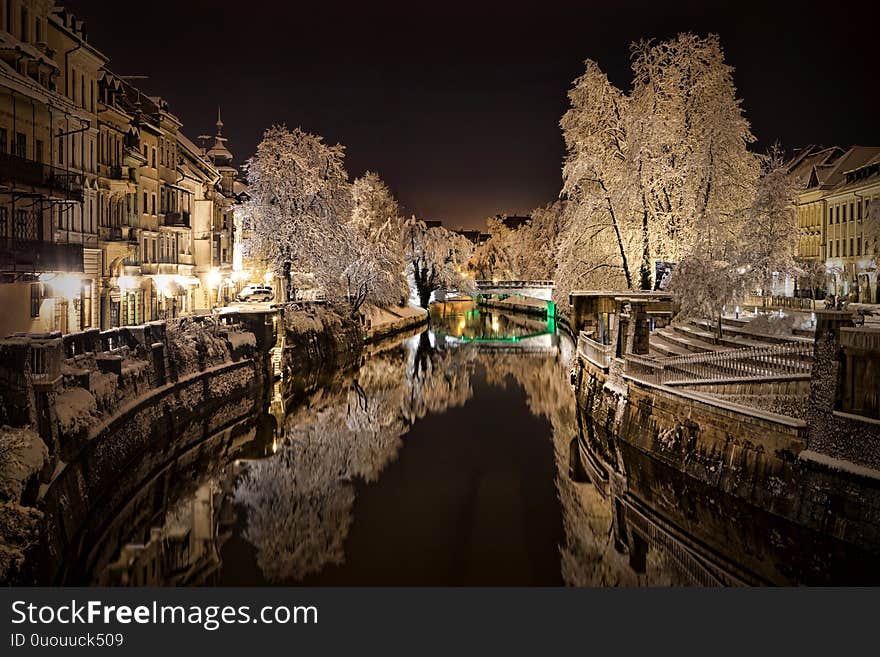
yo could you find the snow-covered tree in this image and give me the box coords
[345,172,409,310]
[627,34,758,286]
[739,146,800,294]
[240,125,352,303]
[401,217,475,308]
[560,60,637,290]
[556,34,759,297]
[795,257,829,300]
[471,217,517,279]
[242,128,410,316]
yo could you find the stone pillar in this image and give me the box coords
[631,301,650,355]
[806,310,855,441]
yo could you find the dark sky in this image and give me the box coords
[64,0,878,229]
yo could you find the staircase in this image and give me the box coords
[648,316,812,360]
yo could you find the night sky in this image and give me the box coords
[64,1,878,229]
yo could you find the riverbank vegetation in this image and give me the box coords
[472,33,802,329]
[240,128,474,312]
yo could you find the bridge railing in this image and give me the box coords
[475,279,555,288]
[622,342,814,385]
[577,331,614,370]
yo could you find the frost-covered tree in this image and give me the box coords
[471,205,565,281]
[401,217,475,308]
[627,34,758,286]
[240,125,352,303]
[345,172,409,310]
[796,257,829,300]
[471,217,517,279]
[242,128,409,316]
[556,34,758,297]
[739,147,800,294]
[560,60,636,290]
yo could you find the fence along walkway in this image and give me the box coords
[622,342,814,385]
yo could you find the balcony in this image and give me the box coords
[0,153,84,202]
[109,165,124,180]
[164,211,190,228]
[0,238,84,274]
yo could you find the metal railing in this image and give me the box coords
[577,331,614,370]
[0,152,84,201]
[743,294,816,311]
[840,327,880,353]
[29,339,62,384]
[623,342,814,385]
[475,279,555,288]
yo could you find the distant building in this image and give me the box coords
[790,145,880,302]
[454,228,488,246]
[494,214,531,231]
[423,219,442,229]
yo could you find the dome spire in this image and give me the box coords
[216,105,223,136]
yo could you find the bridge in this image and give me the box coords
[475,279,555,301]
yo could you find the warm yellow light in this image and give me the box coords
[40,273,82,299]
[118,275,138,291]
[264,271,273,284]
[207,268,221,288]
[154,275,174,298]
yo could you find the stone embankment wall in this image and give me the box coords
[281,303,363,397]
[573,313,880,550]
[0,312,275,584]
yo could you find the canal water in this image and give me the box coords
[81,300,880,586]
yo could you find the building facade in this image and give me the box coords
[791,145,880,303]
[0,1,247,337]
[0,0,103,335]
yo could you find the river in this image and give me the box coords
[79,300,879,586]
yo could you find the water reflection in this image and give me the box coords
[87,300,879,586]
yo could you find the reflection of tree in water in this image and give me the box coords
[478,347,680,585]
[234,331,477,582]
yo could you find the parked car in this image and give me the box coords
[237,284,275,302]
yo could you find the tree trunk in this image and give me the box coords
[600,181,633,289]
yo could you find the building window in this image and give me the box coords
[836,206,840,223]
[14,209,33,240]
[151,194,155,215]
[151,148,156,168]
[143,191,147,213]
[81,281,92,328]
[843,240,847,257]
[57,129,64,164]
[14,132,26,158]
[35,139,43,163]
[0,127,6,154]
[850,202,855,221]
[850,238,854,257]
[20,6,27,42]
[30,283,41,318]
[857,237,862,256]
[0,206,7,239]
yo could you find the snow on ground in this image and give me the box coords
[0,426,47,501]
[799,449,880,481]
[54,387,98,438]
[361,303,426,326]
[226,331,256,349]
